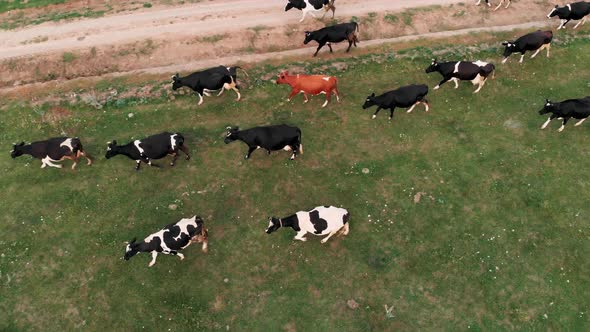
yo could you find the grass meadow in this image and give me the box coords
[1,32,589,330]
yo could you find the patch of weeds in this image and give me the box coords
[90,47,97,58]
[452,10,466,18]
[401,12,414,27]
[62,52,76,63]
[384,14,399,24]
[199,34,227,43]
[143,2,153,8]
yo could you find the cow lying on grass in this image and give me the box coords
[224,125,303,160]
[425,59,495,94]
[11,137,92,170]
[266,206,349,244]
[362,84,430,120]
[539,97,590,132]
[105,132,190,170]
[285,0,336,22]
[501,30,553,64]
[124,216,209,267]
[276,71,340,108]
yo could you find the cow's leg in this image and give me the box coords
[216,87,225,96]
[68,156,79,170]
[303,93,309,104]
[148,251,158,267]
[475,0,482,5]
[541,116,553,129]
[558,117,570,132]
[313,43,332,57]
[223,80,241,101]
[574,17,587,29]
[545,43,551,58]
[558,19,570,29]
[41,157,62,169]
[530,46,543,58]
[300,10,307,22]
[341,223,350,236]
[147,159,160,168]
[421,98,430,112]
[135,160,142,171]
[294,230,307,241]
[372,106,382,119]
[506,0,511,9]
[320,231,338,244]
[80,150,92,166]
[407,102,418,113]
[327,43,334,53]
[493,0,503,11]
[173,252,185,260]
[203,89,212,97]
[452,77,460,89]
[170,152,179,166]
[474,77,487,94]
[575,118,587,127]
[519,53,525,63]
[245,146,257,159]
[389,107,396,120]
[287,89,300,102]
[434,77,451,90]
[346,39,353,52]
[196,91,204,105]
[179,144,191,160]
[322,92,332,108]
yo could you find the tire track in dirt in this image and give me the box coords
[0,0,463,60]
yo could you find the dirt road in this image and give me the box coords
[0,0,463,60]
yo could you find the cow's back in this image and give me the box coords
[295,75,337,94]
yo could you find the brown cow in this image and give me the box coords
[276,71,340,108]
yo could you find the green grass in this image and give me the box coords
[1,34,590,330]
[0,0,65,14]
[1,8,106,30]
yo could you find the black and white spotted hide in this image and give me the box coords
[501,30,553,64]
[538,96,590,132]
[548,2,590,30]
[124,216,209,267]
[10,137,92,170]
[285,0,336,22]
[105,132,190,171]
[425,59,495,94]
[266,206,350,244]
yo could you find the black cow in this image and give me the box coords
[303,22,359,57]
[10,137,92,170]
[501,30,553,64]
[362,84,430,120]
[105,132,190,170]
[539,97,590,132]
[266,205,349,243]
[548,2,590,29]
[224,125,303,160]
[171,66,243,105]
[476,0,511,11]
[285,0,336,22]
[425,59,495,94]
[124,216,209,267]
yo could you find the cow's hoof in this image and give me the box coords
[372,115,377,119]
[186,156,191,161]
[433,86,440,90]
[170,163,175,166]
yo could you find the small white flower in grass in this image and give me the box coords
[128,113,134,118]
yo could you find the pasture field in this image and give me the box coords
[1,32,590,330]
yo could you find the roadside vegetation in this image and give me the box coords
[1,32,589,330]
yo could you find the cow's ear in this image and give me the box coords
[502,41,508,46]
[371,93,375,97]
[18,141,25,146]
[554,5,558,8]
[129,237,137,244]
[111,140,117,146]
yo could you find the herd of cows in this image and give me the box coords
[8,1,590,266]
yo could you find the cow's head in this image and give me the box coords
[276,71,290,84]
[547,5,567,18]
[10,142,25,159]
[362,93,377,109]
[105,140,118,159]
[124,237,139,261]
[539,99,555,115]
[501,41,517,59]
[265,217,282,234]
[425,59,439,73]
[171,73,182,91]
[224,127,240,144]
[303,31,314,45]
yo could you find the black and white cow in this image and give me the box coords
[362,84,430,120]
[266,206,349,244]
[476,0,511,11]
[171,66,243,105]
[124,216,209,267]
[224,125,303,160]
[10,137,92,170]
[425,59,495,94]
[105,132,190,170]
[303,22,359,57]
[538,97,590,132]
[501,30,553,64]
[285,0,336,22]
[548,2,590,29]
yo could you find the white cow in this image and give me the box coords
[285,0,336,22]
[266,205,349,243]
